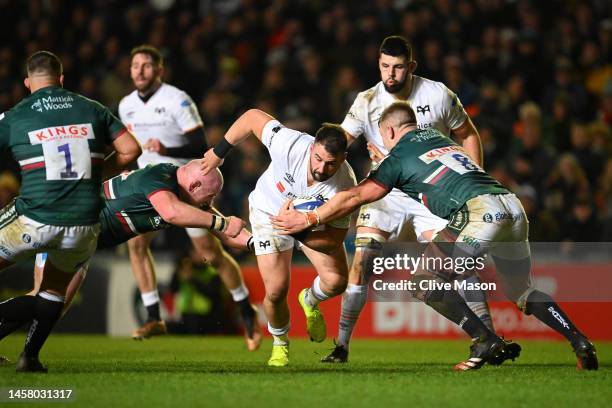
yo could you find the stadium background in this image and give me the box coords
[0,0,611,341]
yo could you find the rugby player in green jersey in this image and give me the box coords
[272,101,597,371]
[0,51,141,372]
[0,161,251,362]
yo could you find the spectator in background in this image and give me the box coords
[569,122,605,186]
[543,58,592,121]
[545,153,591,217]
[508,102,555,193]
[598,158,612,241]
[516,184,560,242]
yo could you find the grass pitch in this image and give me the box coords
[0,335,609,407]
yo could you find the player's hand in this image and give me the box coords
[201,148,224,174]
[224,216,246,238]
[367,142,386,163]
[270,199,308,235]
[143,138,167,155]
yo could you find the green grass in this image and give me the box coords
[0,335,610,407]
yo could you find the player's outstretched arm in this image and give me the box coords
[270,179,389,234]
[452,116,483,167]
[201,109,274,173]
[103,131,142,179]
[207,206,253,251]
[149,190,245,237]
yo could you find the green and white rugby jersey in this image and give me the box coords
[98,163,180,247]
[369,128,509,219]
[0,86,127,225]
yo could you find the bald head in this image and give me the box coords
[178,160,224,207]
[378,102,418,151]
[379,102,417,129]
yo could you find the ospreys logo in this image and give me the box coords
[359,213,371,221]
[416,105,430,115]
[154,107,166,115]
[259,240,271,249]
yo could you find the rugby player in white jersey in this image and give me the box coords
[118,45,261,349]
[325,35,504,363]
[201,109,357,367]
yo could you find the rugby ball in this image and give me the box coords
[292,196,325,212]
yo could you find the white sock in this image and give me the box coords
[337,284,368,349]
[304,276,330,309]
[141,290,160,307]
[458,275,494,331]
[268,323,290,345]
[229,284,250,302]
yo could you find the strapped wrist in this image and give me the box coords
[210,214,228,232]
[213,137,234,159]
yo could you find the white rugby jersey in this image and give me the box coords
[249,120,357,229]
[118,83,203,167]
[341,76,467,155]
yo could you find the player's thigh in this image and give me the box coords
[249,206,295,256]
[0,202,39,266]
[43,225,99,294]
[302,244,349,290]
[256,249,293,302]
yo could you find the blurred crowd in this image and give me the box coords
[0,0,611,243]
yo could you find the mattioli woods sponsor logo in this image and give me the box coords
[30,95,74,112]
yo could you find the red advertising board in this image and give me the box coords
[241,264,612,340]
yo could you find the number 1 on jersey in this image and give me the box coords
[57,143,78,179]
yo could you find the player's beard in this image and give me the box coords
[135,77,159,96]
[311,169,330,182]
[383,76,406,94]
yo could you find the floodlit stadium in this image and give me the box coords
[0,0,611,406]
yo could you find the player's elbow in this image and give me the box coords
[158,205,179,225]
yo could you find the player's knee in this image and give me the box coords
[321,273,348,296]
[354,233,386,282]
[127,236,149,255]
[265,286,289,305]
[193,236,223,266]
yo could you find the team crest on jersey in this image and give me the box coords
[416,105,430,114]
[154,107,166,115]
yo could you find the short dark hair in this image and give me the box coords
[379,35,412,60]
[26,51,63,77]
[130,44,163,66]
[314,123,347,156]
[379,102,417,127]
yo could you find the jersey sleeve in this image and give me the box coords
[340,93,366,138]
[171,92,203,133]
[0,112,9,151]
[368,155,403,191]
[98,104,128,144]
[261,120,312,162]
[327,164,357,229]
[137,164,179,199]
[440,86,468,131]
